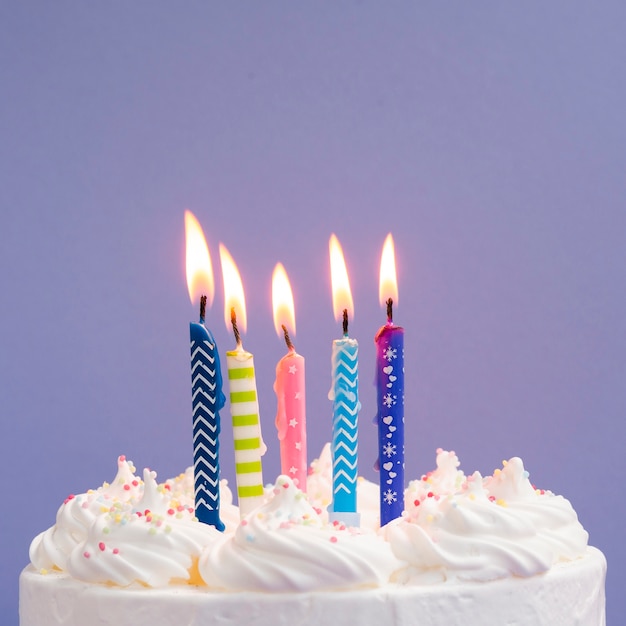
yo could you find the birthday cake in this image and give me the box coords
[20,445,606,626]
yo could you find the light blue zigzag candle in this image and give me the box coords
[190,295,226,531]
[328,309,361,527]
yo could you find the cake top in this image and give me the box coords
[28,447,589,591]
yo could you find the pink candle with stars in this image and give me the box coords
[272,263,307,490]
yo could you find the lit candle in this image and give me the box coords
[184,210,226,531]
[272,263,307,490]
[328,234,360,527]
[375,233,404,526]
[219,243,266,517]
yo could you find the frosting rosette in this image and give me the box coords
[199,475,401,591]
[29,456,143,571]
[387,450,589,583]
[29,458,236,584]
[66,469,222,587]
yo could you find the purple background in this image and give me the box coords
[2,4,624,624]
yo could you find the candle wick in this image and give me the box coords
[386,298,393,324]
[281,324,294,351]
[199,295,207,323]
[230,307,241,346]
[342,309,349,336]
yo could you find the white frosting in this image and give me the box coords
[29,457,236,587]
[199,475,400,591]
[29,456,143,572]
[388,449,589,583]
[27,447,593,597]
[20,548,607,626]
[65,469,222,587]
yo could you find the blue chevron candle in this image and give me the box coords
[328,234,360,527]
[184,211,225,531]
[375,234,404,527]
[190,296,226,531]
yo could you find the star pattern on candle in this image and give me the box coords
[288,364,297,374]
[289,466,297,475]
[294,391,302,400]
[295,441,302,450]
[289,417,298,428]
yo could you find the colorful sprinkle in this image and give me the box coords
[98,542,106,551]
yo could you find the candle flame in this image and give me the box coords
[219,243,247,336]
[379,233,398,307]
[272,263,296,338]
[184,210,214,306]
[329,234,354,323]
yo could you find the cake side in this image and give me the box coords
[20,448,606,626]
[19,547,606,626]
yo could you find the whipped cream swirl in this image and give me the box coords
[387,449,589,582]
[199,475,401,591]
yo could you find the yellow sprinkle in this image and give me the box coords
[496,499,507,507]
[502,460,508,467]
[100,506,108,513]
[494,468,501,476]
[39,568,49,575]
[426,514,434,523]
[469,493,475,501]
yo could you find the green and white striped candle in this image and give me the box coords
[219,243,266,518]
[226,343,266,516]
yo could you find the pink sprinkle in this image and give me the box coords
[119,455,126,462]
[136,511,142,517]
[83,551,90,559]
[64,494,75,504]
[98,542,106,552]
[167,508,175,516]
[132,480,138,487]
[112,548,119,555]
[123,484,131,491]
[330,536,338,543]
[413,499,420,507]
[489,495,496,502]
[176,505,184,512]
[164,484,171,491]
[427,492,434,498]
[241,519,248,526]
[282,482,289,489]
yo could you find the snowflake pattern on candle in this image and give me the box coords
[375,324,404,526]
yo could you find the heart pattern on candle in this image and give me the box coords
[375,323,405,526]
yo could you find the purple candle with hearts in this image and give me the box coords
[375,234,404,526]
